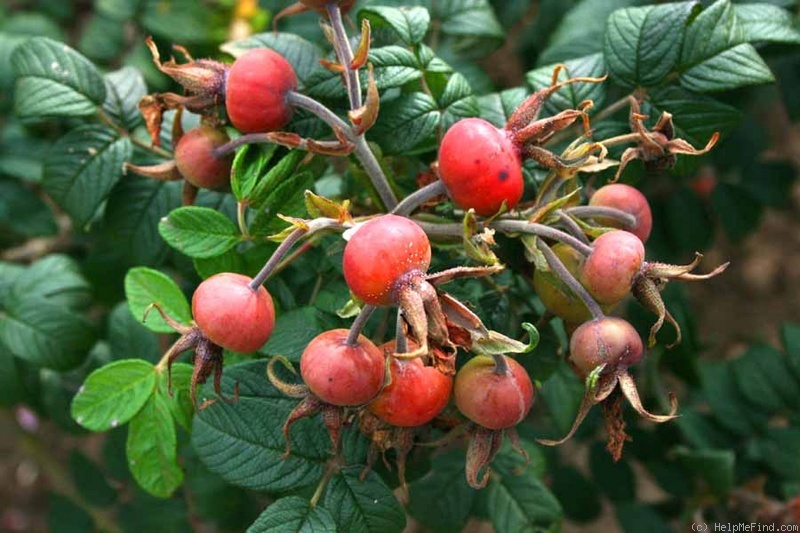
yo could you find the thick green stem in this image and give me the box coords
[492,220,594,256]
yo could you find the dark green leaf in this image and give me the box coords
[78,13,125,62]
[263,307,341,362]
[673,447,734,498]
[108,303,161,363]
[360,6,431,46]
[589,442,635,502]
[756,427,800,480]
[783,323,800,381]
[70,451,117,506]
[699,361,766,435]
[126,392,183,498]
[615,502,671,533]
[71,359,155,431]
[245,150,305,210]
[124,267,191,333]
[711,183,762,243]
[0,342,39,407]
[549,465,602,523]
[0,298,95,370]
[103,66,147,131]
[9,254,92,310]
[231,143,278,204]
[42,124,132,227]
[487,446,563,532]
[433,0,504,58]
[103,177,182,266]
[305,46,422,100]
[679,0,774,92]
[369,92,439,155]
[649,86,742,144]
[539,0,640,64]
[48,494,94,533]
[0,177,57,240]
[159,206,241,259]
[539,361,584,436]
[140,0,216,44]
[247,496,336,533]
[526,53,607,116]
[731,343,800,412]
[192,361,331,493]
[408,450,477,533]
[221,33,325,87]
[249,170,314,237]
[477,88,528,128]
[439,72,479,132]
[11,36,106,120]
[604,2,698,88]
[322,467,406,533]
[734,3,800,44]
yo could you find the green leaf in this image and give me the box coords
[48,494,94,533]
[615,503,671,533]
[673,447,734,498]
[731,343,800,412]
[263,308,341,362]
[192,361,331,493]
[438,72,479,132]
[221,33,325,88]
[102,178,182,266]
[231,143,278,204]
[734,4,800,44]
[487,447,563,532]
[549,465,602,523]
[322,467,406,533]
[159,362,194,432]
[711,183,762,243]
[246,150,305,210]
[408,450,477,533]
[679,0,774,92]
[782,323,800,381]
[305,46,422,100]
[11,36,106,120]
[0,298,95,370]
[369,92,439,155]
[71,359,156,431]
[604,2,699,88]
[124,267,192,333]
[108,303,160,363]
[103,66,147,131]
[247,496,336,533]
[359,6,431,46]
[249,170,315,237]
[477,88,528,128]
[589,442,635,502]
[699,360,767,435]
[649,86,742,145]
[433,0,504,59]
[539,361,584,437]
[0,342,38,407]
[9,254,92,310]
[159,206,241,259]
[69,451,117,507]
[126,392,183,498]
[756,427,800,481]
[0,177,57,239]
[526,53,607,116]
[42,124,132,227]
[539,0,640,64]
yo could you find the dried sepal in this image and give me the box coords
[145,36,227,98]
[350,19,371,70]
[617,372,679,423]
[465,425,504,489]
[461,209,499,265]
[349,64,379,134]
[632,275,681,347]
[266,356,310,398]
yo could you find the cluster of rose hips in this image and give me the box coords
[136,1,726,490]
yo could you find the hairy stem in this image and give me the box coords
[248,218,343,290]
[346,304,376,346]
[353,136,398,209]
[555,210,590,245]
[493,220,594,256]
[287,91,352,134]
[326,3,362,110]
[538,240,604,320]
[392,180,447,216]
[565,205,636,229]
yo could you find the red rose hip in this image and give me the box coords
[569,317,644,379]
[342,214,431,306]
[368,344,453,427]
[438,118,524,217]
[589,183,653,242]
[174,125,233,190]
[580,230,645,304]
[454,355,534,430]
[192,273,275,352]
[300,329,385,406]
[225,48,297,133]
